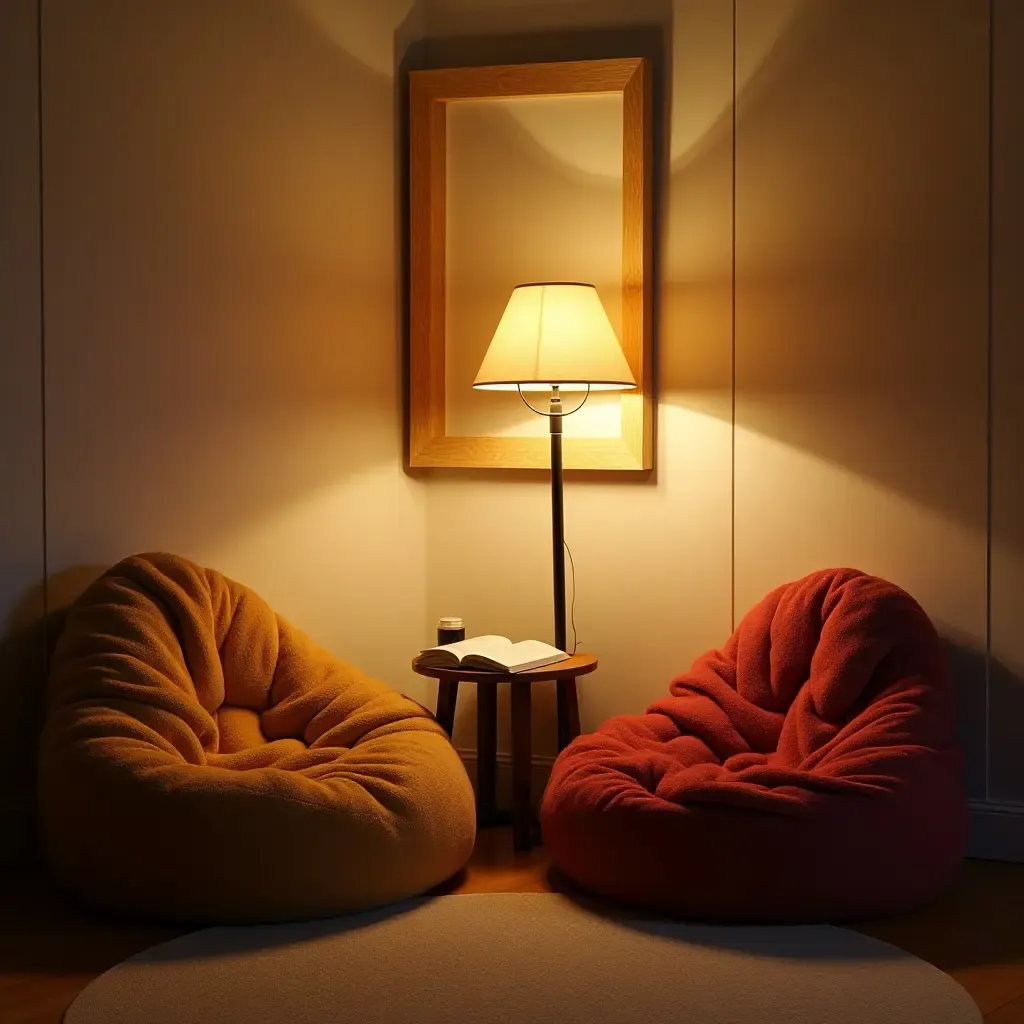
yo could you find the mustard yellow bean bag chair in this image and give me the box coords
[37,553,476,923]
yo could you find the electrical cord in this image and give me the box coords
[565,539,579,654]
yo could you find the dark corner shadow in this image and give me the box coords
[944,634,1024,810]
[987,653,1024,800]
[397,4,672,489]
[0,567,105,872]
[942,638,989,802]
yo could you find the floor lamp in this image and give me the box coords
[472,283,637,652]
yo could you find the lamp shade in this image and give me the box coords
[473,283,636,392]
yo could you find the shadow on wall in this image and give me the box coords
[658,0,998,800]
[42,0,414,566]
[0,567,105,868]
[404,0,993,552]
[400,1,672,487]
[944,639,994,802]
[947,639,1024,805]
[407,0,993,538]
[676,0,987,612]
[732,0,995,800]
[665,0,989,543]
[987,653,1024,800]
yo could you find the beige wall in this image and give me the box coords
[420,0,1024,851]
[0,0,46,864]
[3,0,435,864]
[734,0,991,797]
[37,0,430,704]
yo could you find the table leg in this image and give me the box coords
[556,676,581,752]
[476,680,498,824]
[510,682,533,851]
[435,679,458,737]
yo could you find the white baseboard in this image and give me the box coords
[456,748,555,809]
[967,799,1024,862]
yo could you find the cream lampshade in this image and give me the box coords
[473,282,636,392]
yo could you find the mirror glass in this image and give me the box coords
[444,92,625,439]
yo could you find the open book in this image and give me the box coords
[417,635,569,674]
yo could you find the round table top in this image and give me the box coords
[411,652,597,683]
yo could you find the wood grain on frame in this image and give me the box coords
[408,58,653,470]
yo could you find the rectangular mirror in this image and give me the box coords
[408,58,653,470]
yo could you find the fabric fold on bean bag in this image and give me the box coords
[541,568,966,922]
[38,553,476,923]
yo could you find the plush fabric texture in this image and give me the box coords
[38,553,476,924]
[541,568,967,922]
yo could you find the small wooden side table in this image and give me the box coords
[412,653,598,851]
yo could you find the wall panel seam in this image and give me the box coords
[984,0,995,804]
[36,0,49,673]
[729,0,737,634]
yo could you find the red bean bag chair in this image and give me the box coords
[541,569,967,922]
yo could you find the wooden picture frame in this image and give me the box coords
[408,58,654,471]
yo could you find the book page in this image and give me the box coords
[423,635,510,659]
[461,635,517,660]
[504,640,567,670]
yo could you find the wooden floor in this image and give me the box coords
[2,832,1023,1022]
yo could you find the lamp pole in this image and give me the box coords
[549,386,567,652]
